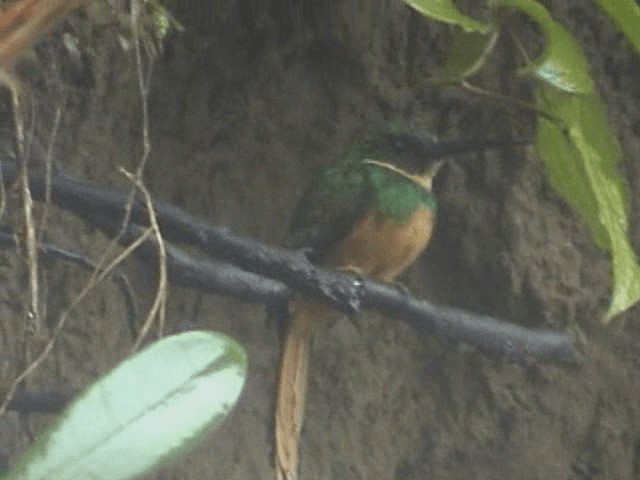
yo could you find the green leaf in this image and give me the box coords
[536,86,640,319]
[439,29,500,82]
[492,0,594,93]
[595,0,640,55]
[403,0,491,33]
[7,331,247,480]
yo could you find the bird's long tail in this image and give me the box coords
[274,297,333,480]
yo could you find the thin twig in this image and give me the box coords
[107,0,156,237]
[0,158,5,221]
[66,3,158,300]
[122,169,167,352]
[130,0,154,179]
[125,1,162,352]
[507,27,532,65]
[458,80,566,130]
[38,100,65,243]
[10,83,41,334]
[0,82,8,221]
[83,0,157,298]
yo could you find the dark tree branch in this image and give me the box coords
[365,280,576,362]
[91,214,290,305]
[0,161,579,363]
[2,389,71,414]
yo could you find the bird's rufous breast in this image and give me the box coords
[327,205,435,282]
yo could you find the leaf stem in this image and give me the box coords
[457,80,567,134]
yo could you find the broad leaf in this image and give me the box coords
[7,331,247,480]
[536,86,640,320]
[492,0,594,93]
[403,0,491,33]
[595,0,640,55]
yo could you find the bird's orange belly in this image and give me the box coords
[327,206,435,282]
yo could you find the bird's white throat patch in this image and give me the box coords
[362,159,434,190]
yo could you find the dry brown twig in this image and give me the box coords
[0,0,165,412]
[37,101,64,243]
[10,83,41,337]
[122,168,168,353]
[0,0,86,417]
[88,0,157,300]
[125,0,166,352]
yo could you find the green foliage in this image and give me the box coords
[5,331,247,480]
[493,0,594,93]
[536,88,640,319]
[595,0,640,54]
[403,0,491,33]
[402,0,640,319]
[148,0,184,41]
[535,90,612,249]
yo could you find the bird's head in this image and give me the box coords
[357,128,528,190]
[358,130,446,191]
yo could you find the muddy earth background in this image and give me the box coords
[2,1,640,479]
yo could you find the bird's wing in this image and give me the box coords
[288,158,370,260]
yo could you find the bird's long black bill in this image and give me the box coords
[424,137,531,160]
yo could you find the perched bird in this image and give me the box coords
[274,127,525,480]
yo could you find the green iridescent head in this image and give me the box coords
[359,130,443,177]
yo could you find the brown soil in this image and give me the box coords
[2,1,640,479]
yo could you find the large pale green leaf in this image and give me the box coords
[536,86,640,320]
[595,0,640,55]
[492,0,594,93]
[6,331,247,480]
[403,0,491,33]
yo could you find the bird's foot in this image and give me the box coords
[335,265,367,314]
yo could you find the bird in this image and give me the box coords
[273,126,525,480]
